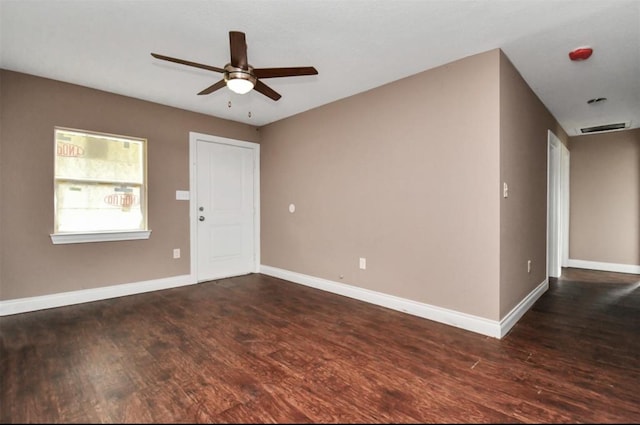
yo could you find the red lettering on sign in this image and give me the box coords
[57,142,85,157]
[104,193,138,207]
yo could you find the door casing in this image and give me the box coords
[547,129,570,278]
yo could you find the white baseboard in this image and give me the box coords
[566,259,640,275]
[2,267,549,339]
[260,265,542,339]
[0,274,195,316]
[499,278,548,338]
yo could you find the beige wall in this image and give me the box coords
[569,129,640,265]
[0,70,258,300]
[498,52,568,317]
[260,50,502,320]
[2,47,571,325]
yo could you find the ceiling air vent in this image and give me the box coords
[580,122,630,134]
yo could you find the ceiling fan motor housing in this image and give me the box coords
[224,64,257,85]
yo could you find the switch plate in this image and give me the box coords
[359,257,366,270]
[173,248,181,259]
[176,190,190,201]
[503,182,509,198]
[527,260,531,273]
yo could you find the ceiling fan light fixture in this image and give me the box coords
[224,66,256,94]
[226,77,254,94]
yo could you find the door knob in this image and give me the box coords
[199,216,205,221]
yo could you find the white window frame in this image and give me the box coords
[50,127,151,245]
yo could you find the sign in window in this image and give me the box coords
[53,127,148,236]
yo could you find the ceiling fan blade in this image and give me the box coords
[254,67,318,79]
[254,80,281,101]
[197,79,226,95]
[229,31,248,69]
[151,53,224,73]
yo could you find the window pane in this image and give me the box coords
[55,129,144,183]
[55,181,144,232]
[53,127,148,237]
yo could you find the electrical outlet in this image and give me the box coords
[527,260,531,273]
[503,182,509,198]
[173,248,181,259]
[359,257,366,270]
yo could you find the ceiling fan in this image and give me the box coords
[151,31,318,101]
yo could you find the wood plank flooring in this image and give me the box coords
[1,268,639,423]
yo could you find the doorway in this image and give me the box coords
[189,132,260,282]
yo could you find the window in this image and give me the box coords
[50,127,150,244]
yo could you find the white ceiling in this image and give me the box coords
[1,0,639,135]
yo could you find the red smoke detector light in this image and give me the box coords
[569,47,593,61]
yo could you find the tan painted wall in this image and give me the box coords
[260,50,502,320]
[498,52,569,317]
[2,47,570,325]
[0,70,258,300]
[569,129,640,265]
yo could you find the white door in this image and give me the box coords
[190,133,259,282]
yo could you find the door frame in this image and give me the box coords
[188,131,260,283]
[560,143,570,267]
[547,129,570,278]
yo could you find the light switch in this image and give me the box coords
[359,257,366,270]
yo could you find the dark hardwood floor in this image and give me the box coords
[1,268,639,423]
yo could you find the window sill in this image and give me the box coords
[50,230,151,245]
